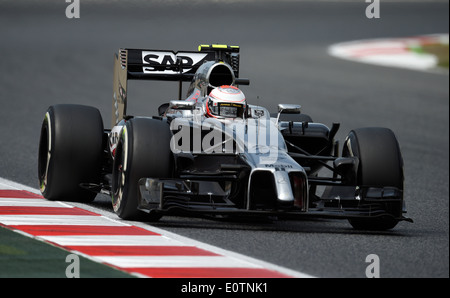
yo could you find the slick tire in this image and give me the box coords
[38,104,104,202]
[111,118,172,220]
[343,127,404,230]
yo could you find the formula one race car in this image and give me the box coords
[38,44,413,230]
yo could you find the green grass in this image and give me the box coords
[409,43,449,69]
[0,226,134,278]
[422,43,449,68]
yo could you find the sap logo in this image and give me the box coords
[142,51,207,74]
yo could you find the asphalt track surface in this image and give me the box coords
[0,0,448,278]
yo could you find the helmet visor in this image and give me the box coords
[214,102,245,118]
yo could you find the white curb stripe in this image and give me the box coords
[0,198,69,207]
[0,215,123,226]
[96,256,262,269]
[39,235,187,246]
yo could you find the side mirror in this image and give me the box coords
[276,104,301,124]
[277,104,301,114]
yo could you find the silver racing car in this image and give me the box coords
[38,44,413,230]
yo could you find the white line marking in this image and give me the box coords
[96,255,262,269]
[0,178,42,194]
[0,198,68,207]
[0,215,123,226]
[39,235,187,246]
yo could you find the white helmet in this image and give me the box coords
[206,85,246,118]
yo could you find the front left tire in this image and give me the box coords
[38,104,104,202]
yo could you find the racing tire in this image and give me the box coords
[111,118,172,220]
[38,104,104,202]
[343,127,404,230]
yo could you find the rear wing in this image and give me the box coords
[112,44,248,126]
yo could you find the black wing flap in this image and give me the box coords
[112,45,243,126]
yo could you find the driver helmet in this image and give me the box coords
[206,85,246,118]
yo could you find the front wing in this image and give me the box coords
[137,177,413,223]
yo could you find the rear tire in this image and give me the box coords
[38,104,104,202]
[343,127,404,230]
[111,118,172,220]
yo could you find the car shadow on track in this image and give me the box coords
[146,215,411,237]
